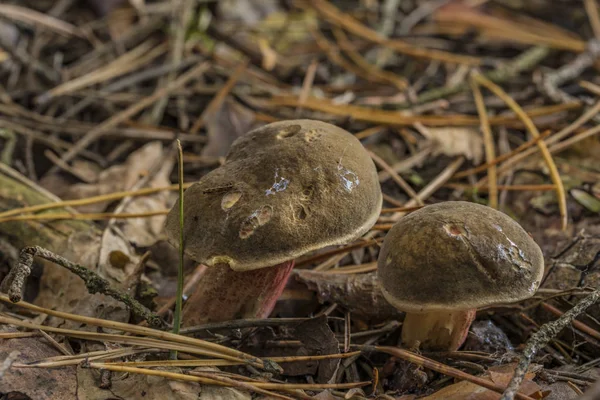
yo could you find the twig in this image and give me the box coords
[297,58,319,113]
[453,130,552,178]
[268,95,574,127]
[470,75,498,208]
[500,289,600,400]
[37,40,165,103]
[331,27,407,90]
[537,39,600,104]
[295,238,382,268]
[364,346,535,400]
[541,302,600,342]
[148,0,193,124]
[0,210,169,223]
[482,100,600,181]
[0,295,274,371]
[388,156,465,221]
[414,46,549,106]
[1,246,165,328]
[585,0,600,39]
[0,32,60,83]
[45,61,210,176]
[189,60,249,134]
[472,73,568,231]
[106,351,360,368]
[308,0,480,65]
[0,183,191,220]
[444,183,555,192]
[368,150,423,205]
[0,4,82,37]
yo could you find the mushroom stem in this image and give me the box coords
[401,309,476,351]
[182,260,295,325]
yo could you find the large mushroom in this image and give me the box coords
[377,201,544,351]
[166,119,382,325]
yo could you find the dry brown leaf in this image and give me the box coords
[540,382,583,400]
[117,147,174,247]
[418,126,484,164]
[310,390,340,399]
[0,332,77,399]
[77,366,251,400]
[421,363,541,400]
[294,315,340,383]
[421,380,497,400]
[202,98,257,158]
[51,141,167,213]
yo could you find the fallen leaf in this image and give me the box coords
[76,365,251,400]
[202,98,256,158]
[47,141,168,214]
[420,363,541,400]
[294,315,340,383]
[311,390,341,399]
[571,188,600,213]
[539,382,580,400]
[418,126,484,164]
[0,332,77,399]
[117,148,174,247]
[421,380,496,400]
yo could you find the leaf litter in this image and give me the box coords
[1,0,600,399]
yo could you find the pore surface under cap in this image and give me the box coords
[377,201,544,312]
[166,119,382,271]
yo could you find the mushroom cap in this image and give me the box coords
[166,119,382,271]
[377,201,544,313]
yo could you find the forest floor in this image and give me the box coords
[1,0,600,399]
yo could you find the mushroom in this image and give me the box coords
[166,119,382,325]
[377,201,544,351]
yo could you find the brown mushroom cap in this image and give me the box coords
[166,119,382,271]
[377,201,544,312]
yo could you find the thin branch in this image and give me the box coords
[1,246,166,328]
[470,75,498,208]
[472,73,568,230]
[500,288,600,400]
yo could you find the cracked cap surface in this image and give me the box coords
[166,119,382,271]
[377,201,544,312]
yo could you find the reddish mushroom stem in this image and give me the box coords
[401,309,476,351]
[182,260,295,325]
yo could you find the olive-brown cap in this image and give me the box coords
[377,201,544,312]
[166,119,382,271]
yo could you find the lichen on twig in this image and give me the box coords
[0,246,166,329]
[500,288,600,400]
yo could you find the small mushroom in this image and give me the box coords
[377,201,544,351]
[166,119,382,325]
